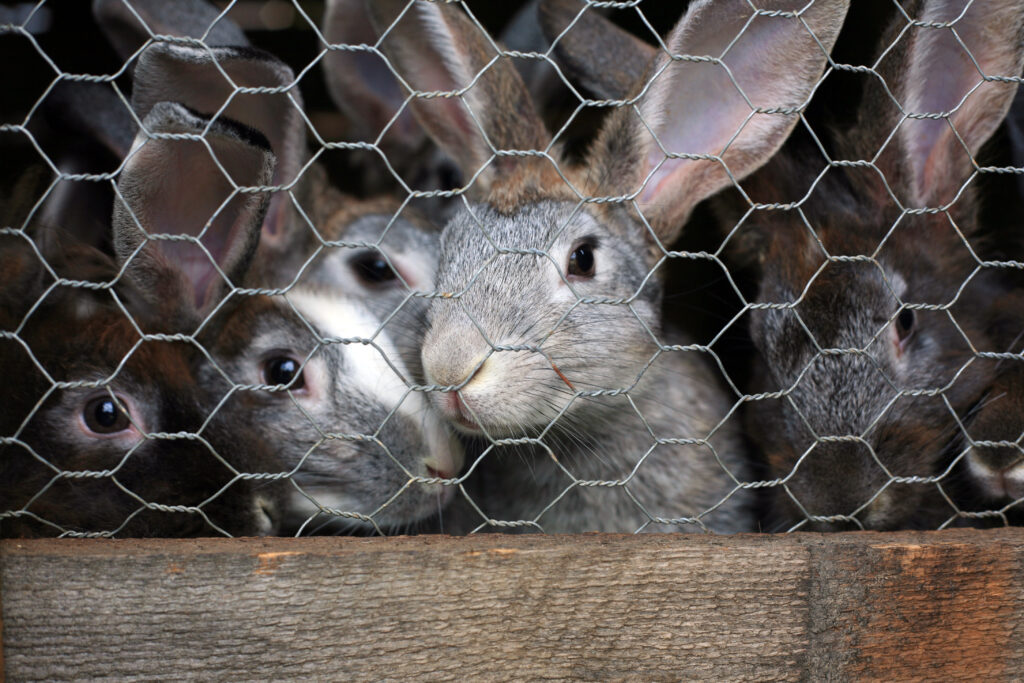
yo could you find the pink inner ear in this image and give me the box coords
[378,2,497,173]
[901,2,1024,205]
[135,47,305,242]
[638,10,815,212]
[142,139,239,311]
[639,59,753,205]
[126,134,264,313]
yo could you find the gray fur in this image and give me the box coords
[729,0,1024,530]
[112,103,463,536]
[424,202,751,533]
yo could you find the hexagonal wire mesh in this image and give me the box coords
[1,0,1022,538]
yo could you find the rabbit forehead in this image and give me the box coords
[439,200,635,266]
[25,299,197,396]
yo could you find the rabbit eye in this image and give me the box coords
[896,309,915,342]
[568,242,596,279]
[350,252,399,287]
[263,357,306,391]
[82,395,132,435]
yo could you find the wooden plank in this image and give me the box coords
[1,529,1021,681]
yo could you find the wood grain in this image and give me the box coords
[2,529,1022,681]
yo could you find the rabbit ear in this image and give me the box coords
[539,0,656,101]
[889,1,1024,207]
[43,82,136,160]
[131,42,306,250]
[34,82,137,248]
[321,0,426,153]
[366,0,550,190]
[590,0,849,243]
[112,102,274,321]
[92,0,249,60]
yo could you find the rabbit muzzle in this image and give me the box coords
[966,447,1024,501]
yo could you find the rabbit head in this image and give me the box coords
[112,101,463,535]
[0,228,281,538]
[719,0,1024,530]
[369,0,849,439]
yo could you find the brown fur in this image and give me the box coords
[1,233,279,538]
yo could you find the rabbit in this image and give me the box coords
[735,0,1024,531]
[111,100,464,535]
[951,291,1024,524]
[364,0,849,533]
[556,0,1024,530]
[0,228,284,538]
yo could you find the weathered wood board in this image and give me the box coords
[2,529,1022,681]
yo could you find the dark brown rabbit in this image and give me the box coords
[733,0,1024,530]
[0,229,284,537]
[0,102,284,538]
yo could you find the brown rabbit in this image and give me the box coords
[0,208,285,537]
[734,0,1024,531]
[365,0,848,533]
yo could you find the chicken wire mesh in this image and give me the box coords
[1,0,1022,538]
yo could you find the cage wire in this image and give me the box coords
[1,0,1023,538]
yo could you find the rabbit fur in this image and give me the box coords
[111,100,463,536]
[367,0,850,533]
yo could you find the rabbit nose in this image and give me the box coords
[968,447,1024,500]
[971,444,1023,474]
[430,360,485,389]
[422,332,489,389]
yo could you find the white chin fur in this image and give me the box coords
[966,451,1024,501]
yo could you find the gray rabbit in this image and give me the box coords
[110,100,464,535]
[366,0,849,533]
[548,0,1024,531]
